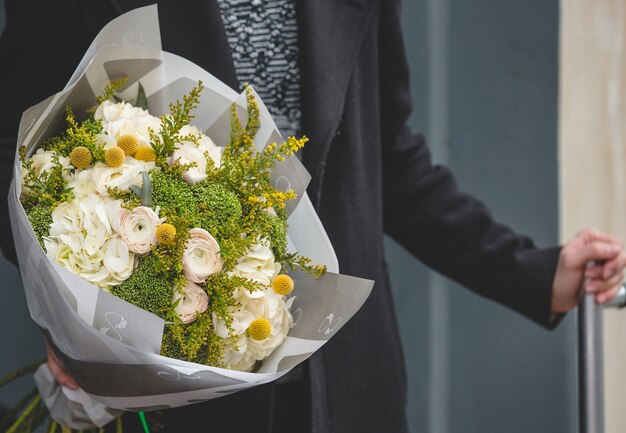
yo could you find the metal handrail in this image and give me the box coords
[579,284,626,433]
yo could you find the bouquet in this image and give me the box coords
[21,79,322,372]
[6,5,373,431]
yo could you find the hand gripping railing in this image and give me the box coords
[579,283,626,433]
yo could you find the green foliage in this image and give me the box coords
[42,107,104,161]
[26,205,52,251]
[150,169,198,217]
[20,150,73,211]
[254,210,288,258]
[191,182,242,235]
[96,77,128,104]
[112,256,173,318]
[281,252,327,278]
[150,81,204,158]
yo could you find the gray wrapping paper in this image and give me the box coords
[8,5,373,428]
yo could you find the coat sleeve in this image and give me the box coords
[378,0,562,329]
[0,0,116,263]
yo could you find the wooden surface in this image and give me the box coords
[560,1,626,431]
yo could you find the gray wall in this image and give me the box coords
[0,1,576,432]
[389,0,577,432]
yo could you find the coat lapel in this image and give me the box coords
[297,0,376,196]
[106,0,238,89]
[108,0,375,197]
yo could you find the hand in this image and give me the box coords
[46,341,78,390]
[552,228,626,313]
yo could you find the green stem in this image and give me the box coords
[0,387,38,430]
[46,419,58,433]
[5,394,42,433]
[0,358,46,388]
[116,416,123,433]
[138,412,150,433]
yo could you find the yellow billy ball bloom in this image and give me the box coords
[272,274,294,296]
[156,223,177,245]
[248,318,272,341]
[104,146,125,167]
[135,146,157,162]
[69,146,92,169]
[117,134,139,156]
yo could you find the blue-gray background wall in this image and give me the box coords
[0,1,576,432]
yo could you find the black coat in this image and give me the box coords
[0,1,562,432]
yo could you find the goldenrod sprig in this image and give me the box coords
[150,81,204,159]
[96,77,128,104]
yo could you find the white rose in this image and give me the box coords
[229,239,280,286]
[91,158,155,195]
[119,206,160,254]
[173,281,209,324]
[168,141,208,185]
[183,228,222,283]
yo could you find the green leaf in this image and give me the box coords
[140,171,152,207]
[135,83,149,111]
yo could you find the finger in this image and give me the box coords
[566,241,622,269]
[579,228,624,246]
[585,264,604,278]
[46,345,79,390]
[601,252,626,279]
[597,282,624,304]
[586,271,624,294]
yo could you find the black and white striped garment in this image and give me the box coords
[217,0,302,138]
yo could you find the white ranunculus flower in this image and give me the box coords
[96,133,117,149]
[94,100,161,143]
[229,238,281,286]
[179,125,222,168]
[213,286,294,371]
[22,149,71,196]
[30,148,70,176]
[168,141,208,185]
[91,158,155,195]
[173,281,209,324]
[94,100,125,123]
[182,228,222,283]
[119,206,160,254]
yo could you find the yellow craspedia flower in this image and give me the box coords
[135,146,157,162]
[69,146,92,169]
[117,134,139,156]
[104,146,125,167]
[248,318,272,341]
[156,223,176,245]
[272,274,294,296]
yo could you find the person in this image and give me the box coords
[1,0,625,432]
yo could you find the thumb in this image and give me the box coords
[567,242,622,269]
